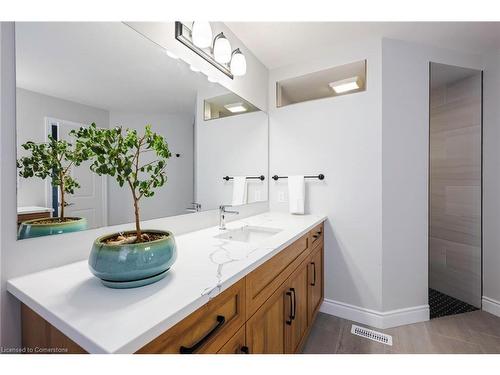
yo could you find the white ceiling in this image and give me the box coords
[225,22,500,70]
[16,22,219,114]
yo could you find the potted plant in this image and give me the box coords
[16,135,88,239]
[72,123,176,288]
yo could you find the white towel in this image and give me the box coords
[231,176,247,206]
[288,175,305,214]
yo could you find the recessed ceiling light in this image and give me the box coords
[224,103,247,113]
[166,50,179,59]
[329,76,361,94]
[207,76,218,83]
[190,65,201,72]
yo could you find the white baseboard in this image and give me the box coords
[482,296,500,318]
[320,298,429,329]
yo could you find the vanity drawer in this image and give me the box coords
[217,325,247,354]
[137,279,245,354]
[245,234,309,318]
[309,223,324,249]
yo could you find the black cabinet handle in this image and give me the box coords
[313,234,319,239]
[290,288,296,320]
[179,315,225,354]
[310,262,316,286]
[286,291,293,325]
[240,346,249,354]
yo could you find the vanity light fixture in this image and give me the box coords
[191,22,213,48]
[213,33,232,64]
[329,76,361,94]
[224,102,247,113]
[230,48,247,76]
[175,22,247,80]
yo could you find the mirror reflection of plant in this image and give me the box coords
[16,135,89,219]
[71,123,172,242]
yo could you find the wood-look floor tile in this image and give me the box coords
[301,324,339,354]
[304,310,500,354]
[385,322,435,354]
[427,332,483,354]
[467,331,500,353]
[458,311,500,338]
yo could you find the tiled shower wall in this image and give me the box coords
[429,71,482,307]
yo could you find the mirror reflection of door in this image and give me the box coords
[46,118,106,229]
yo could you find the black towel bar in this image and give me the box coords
[272,174,325,181]
[223,175,265,181]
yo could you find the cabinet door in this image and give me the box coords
[308,245,323,323]
[217,326,248,354]
[285,260,309,354]
[246,284,287,354]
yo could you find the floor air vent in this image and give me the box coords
[351,324,393,346]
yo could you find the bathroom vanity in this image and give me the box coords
[8,213,325,354]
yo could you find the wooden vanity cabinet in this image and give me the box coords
[217,326,248,354]
[308,243,324,323]
[137,278,246,354]
[21,222,325,354]
[284,258,310,354]
[245,282,288,353]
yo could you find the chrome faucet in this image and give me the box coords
[219,205,239,230]
[186,202,202,213]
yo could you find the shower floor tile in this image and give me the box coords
[429,288,478,319]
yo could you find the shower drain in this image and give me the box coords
[351,324,393,346]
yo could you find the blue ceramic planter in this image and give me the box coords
[88,230,177,288]
[18,217,87,240]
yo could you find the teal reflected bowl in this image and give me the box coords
[18,217,87,240]
[88,230,177,288]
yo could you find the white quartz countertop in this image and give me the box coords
[7,212,326,354]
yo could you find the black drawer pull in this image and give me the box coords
[286,291,293,325]
[290,288,296,320]
[310,262,316,286]
[313,234,319,239]
[179,315,225,354]
[241,345,249,354]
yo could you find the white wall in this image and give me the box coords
[0,21,19,348]
[483,50,500,314]
[195,86,269,211]
[16,88,109,207]
[107,111,194,225]
[268,39,384,312]
[126,22,268,112]
[381,38,483,313]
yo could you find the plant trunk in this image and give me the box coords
[133,197,142,242]
[59,174,65,219]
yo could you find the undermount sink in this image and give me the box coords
[214,225,282,243]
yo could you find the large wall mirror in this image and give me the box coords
[15,22,268,240]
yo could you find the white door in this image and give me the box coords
[46,118,106,229]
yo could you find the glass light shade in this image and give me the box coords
[230,50,247,76]
[213,34,232,64]
[192,22,212,48]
